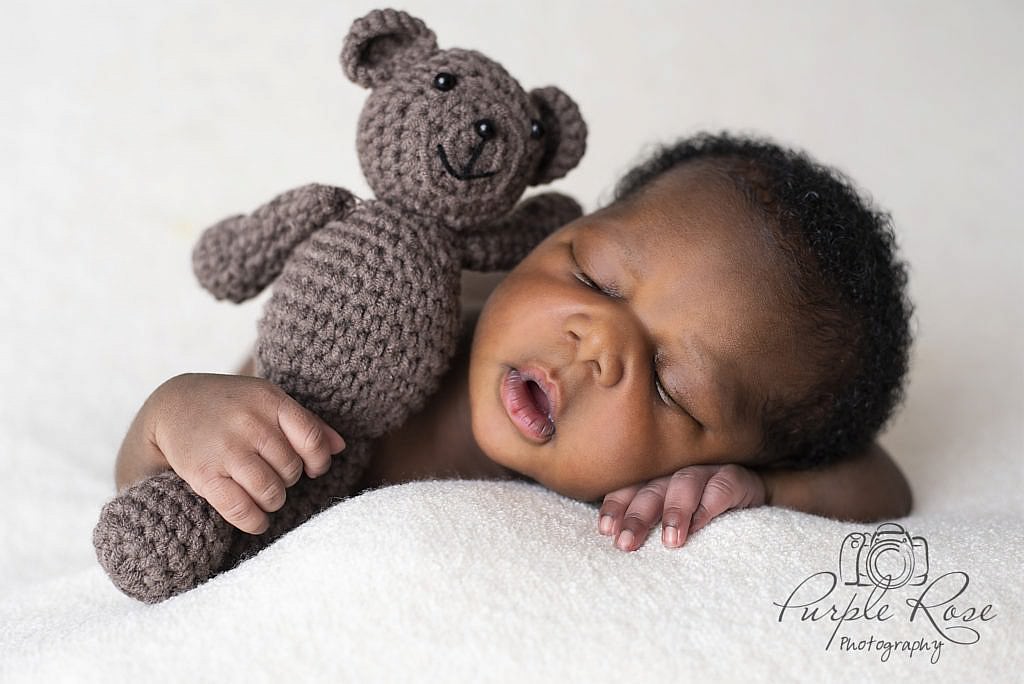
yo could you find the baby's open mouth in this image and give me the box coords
[500,367,556,443]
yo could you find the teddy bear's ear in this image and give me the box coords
[529,87,588,185]
[340,9,438,89]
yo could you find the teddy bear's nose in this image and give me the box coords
[474,119,496,140]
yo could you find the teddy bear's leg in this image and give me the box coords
[94,441,373,603]
[93,471,237,603]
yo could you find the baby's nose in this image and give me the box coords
[566,314,625,388]
[474,118,496,140]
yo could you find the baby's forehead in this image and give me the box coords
[591,170,782,289]
[602,166,771,250]
[618,160,752,210]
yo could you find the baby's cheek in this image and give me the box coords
[560,406,660,495]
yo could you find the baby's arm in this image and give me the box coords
[598,442,911,552]
[758,442,912,522]
[114,373,345,534]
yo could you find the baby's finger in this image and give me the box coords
[598,483,643,537]
[196,474,269,535]
[689,465,747,535]
[224,449,288,515]
[661,466,715,548]
[276,395,344,478]
[252,428,305,487]
[615,478,670,552]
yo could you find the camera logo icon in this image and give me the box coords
[839,522,929,589]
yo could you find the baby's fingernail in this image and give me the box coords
[329,429,346,453]
[662,525,679,548]
[599,515,613,535]
[616,529,635,552]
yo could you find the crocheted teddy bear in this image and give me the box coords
[93,8,586,603]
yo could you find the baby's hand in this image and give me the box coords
[597,464,766,552]
[145,373,346,534]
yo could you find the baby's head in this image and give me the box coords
[469,132,913,501]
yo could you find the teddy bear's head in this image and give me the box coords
[340,9,586,229]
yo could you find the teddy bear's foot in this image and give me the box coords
[93,471,237,603]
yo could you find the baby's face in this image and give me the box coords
[469,164,799,501]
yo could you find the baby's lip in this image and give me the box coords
[518,364,562,424]
[499,364,562,444]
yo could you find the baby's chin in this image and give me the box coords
[489,443,607,503]
[540,474,606,504]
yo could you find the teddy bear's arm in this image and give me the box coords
[460,192,582,272]
[193,184,358,302]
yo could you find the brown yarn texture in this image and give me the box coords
[93,7,587,603]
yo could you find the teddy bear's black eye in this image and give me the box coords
[530,119,544,139]
[433,72,456,91]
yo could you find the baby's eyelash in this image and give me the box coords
[653,367,675,407]
[651,352,677,409]
[652,355,701,427]
[573,270,602,291]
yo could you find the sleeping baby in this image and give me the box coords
[114,132,914,554]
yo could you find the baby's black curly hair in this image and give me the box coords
[612,132,913,469]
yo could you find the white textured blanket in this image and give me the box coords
[2,482,1020,682]
[2,1,1021,682]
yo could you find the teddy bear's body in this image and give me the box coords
[200,191,466,440]
[261,200,465,440]
[93,8,586,603]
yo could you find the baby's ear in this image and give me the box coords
[529,87,588,185]
[340,8,438,88]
